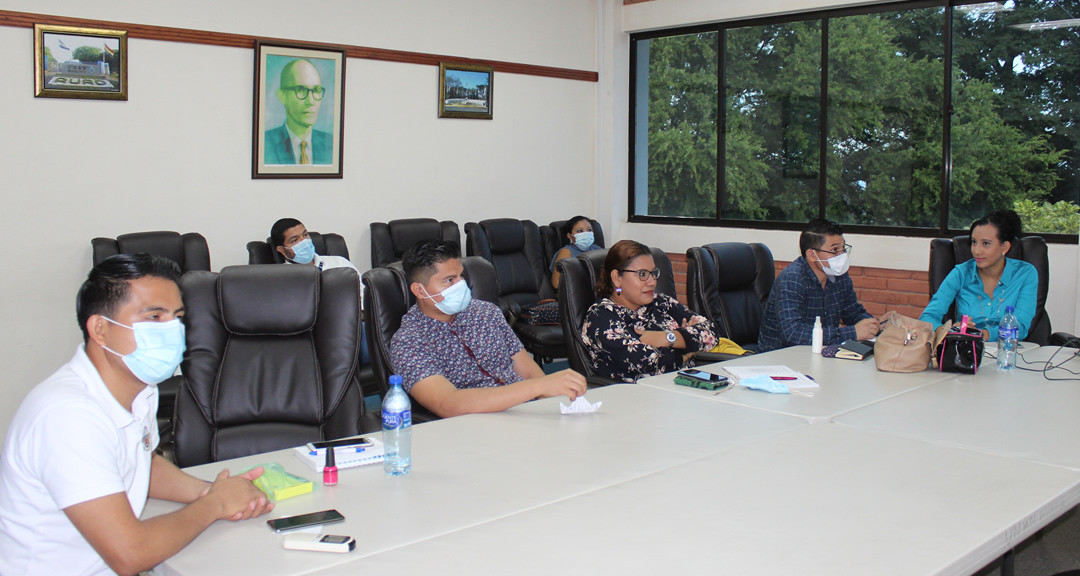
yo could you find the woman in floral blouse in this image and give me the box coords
[582,240,718,382]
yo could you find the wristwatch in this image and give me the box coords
[665,331,677,346]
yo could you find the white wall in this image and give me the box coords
[601,0,1077,333]
[0,0,598,441]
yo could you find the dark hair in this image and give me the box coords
[402,239,462,285]
[76,254,183,342]
[563,216,592,241]
[800,218,845,257]
[270,218,303,248]
[597,240,651,298]
[970,209,1023,245]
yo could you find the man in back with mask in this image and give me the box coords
[757,218,880,352]
[270,217,367,364]
[0,254,274,575]
[391,239,586,418]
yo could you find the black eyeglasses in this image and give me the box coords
[814,244,853,257]
[281,85,325,101]
[619,268,661,281]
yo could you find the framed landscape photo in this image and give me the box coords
[439,62,493,120]
[253,41,346,179]
[34,24,127,100]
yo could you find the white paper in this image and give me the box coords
[722,365,820,391]
[560,396,602,414]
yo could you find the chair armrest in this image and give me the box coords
[695,351,752,364]
[587,376,622,388]
[1050,332,1080,348]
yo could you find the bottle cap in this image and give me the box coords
[325,445,336,467]
[390,375,403,387]
[1005,305,1015,313]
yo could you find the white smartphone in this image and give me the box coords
[282,533,356,553]
[305,437,374,452]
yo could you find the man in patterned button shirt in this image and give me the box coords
[391,240,586,418]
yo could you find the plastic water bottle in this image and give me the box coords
[997,306,1018,370]
[382,375,412,476]
[811,316,823,354]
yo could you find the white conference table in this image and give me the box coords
[320,424,1080,576]
[147,384,807,576]
[835,345,1080,470]
[149,345,1080,576]
[637,345,958,423]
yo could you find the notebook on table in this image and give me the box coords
[293,438,385,472]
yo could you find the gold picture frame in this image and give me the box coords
[438,62,493,119]
[252,41,346,179]
[34,24,128,100]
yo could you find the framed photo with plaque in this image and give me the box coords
[34,24,127,100]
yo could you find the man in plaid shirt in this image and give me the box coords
[758,219,880,353]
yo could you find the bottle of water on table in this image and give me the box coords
[997,306,1018,370]
[382,375,412,476]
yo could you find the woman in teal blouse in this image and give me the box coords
[920,210,1037,342]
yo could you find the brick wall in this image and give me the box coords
[667,253,930,318]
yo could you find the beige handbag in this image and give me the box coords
[874,313,934,373]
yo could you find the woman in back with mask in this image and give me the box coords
[550,216,603,290]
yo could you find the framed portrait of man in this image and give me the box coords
[253,41,346,179]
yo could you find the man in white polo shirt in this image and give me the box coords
[0,254,275,575]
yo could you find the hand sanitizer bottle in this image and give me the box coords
[811,316,823,354]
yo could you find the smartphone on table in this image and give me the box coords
[674,369,730,391]
[267,509,345,533]
[306,437,373,452]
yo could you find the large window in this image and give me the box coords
[630,1,1080,239]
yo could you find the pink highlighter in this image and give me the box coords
[323,446,338,486]
[960,315,970,335]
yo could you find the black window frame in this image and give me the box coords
[627,0,1079,244]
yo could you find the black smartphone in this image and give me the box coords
[677,369,724,382]
[307,437,373,451]
[267,509,345,533]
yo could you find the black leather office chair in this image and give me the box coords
[362,256,500,423]
[929,235,1051,345]
[370,218,460,268]
[90,231,212,460]
[92,231,211,272]
[686,242,774,351]
[465,218,565,363]
[173,265,371,467]
[557,255,620,387]
[541,218,605,270]
[246,232,351,265]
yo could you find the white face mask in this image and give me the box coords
[816,252,850,277]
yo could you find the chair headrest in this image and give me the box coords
[483,220,526,254]
[117,232,185,266]
[219,265,318,334]
[707,243,759,290]
[390,220,446,256]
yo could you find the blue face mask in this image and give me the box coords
[422,278,472,316]
[102,317,186,385]
[736,375,789,394]
[573,231,595,251]
[288,238,316,264]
